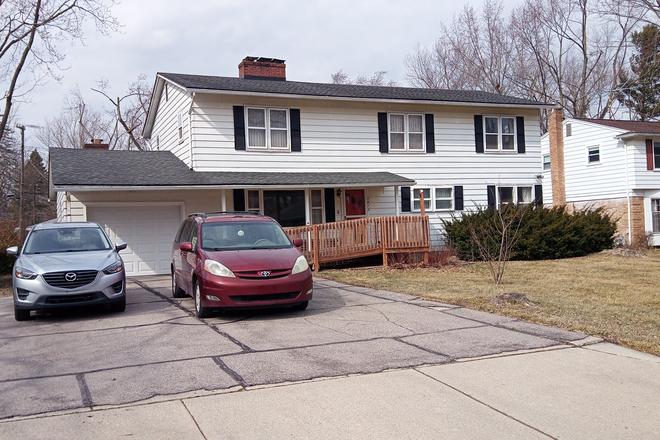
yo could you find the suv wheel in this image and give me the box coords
[14,307,30,321]
[172,271,186,298]
[194,281,211,318]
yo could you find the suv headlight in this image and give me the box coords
[291,255,309,275]
[15,266,38,280]
[204,259,236,278]
[103,261,124,275]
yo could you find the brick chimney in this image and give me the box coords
[548,107,566,206]
[83,139,109,150]
[238,57,286,81]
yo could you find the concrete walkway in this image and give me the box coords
[0,276,659,438]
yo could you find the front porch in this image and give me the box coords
[284,215,431,272]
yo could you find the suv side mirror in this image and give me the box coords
[180,242,193,252]
[293,238,303,247]
[115,242,128,252]
[6,246,18,256]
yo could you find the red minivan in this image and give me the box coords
[171,212,313,318]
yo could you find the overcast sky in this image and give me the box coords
[11,0,520,155]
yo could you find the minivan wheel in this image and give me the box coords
[291,301,309,311]
[14,307,30,321]
[172,272,186,298]
[194,281,211,318]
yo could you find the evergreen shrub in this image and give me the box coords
[443,205,617,261]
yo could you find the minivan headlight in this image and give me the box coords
[291,255,309,275]
[204,259,236,278]
[103,260,124,275]
[15,266,38,280]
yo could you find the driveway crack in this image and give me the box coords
[366,305,415,334]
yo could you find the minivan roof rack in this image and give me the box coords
[187,211,264,219]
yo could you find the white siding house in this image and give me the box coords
[49,57,551,275]
[543,109,660,245]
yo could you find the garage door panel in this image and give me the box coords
[87,206,181,276]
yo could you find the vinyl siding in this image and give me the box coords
[628,138,660,190]
[150,82,192,167]
[562,119,627,202]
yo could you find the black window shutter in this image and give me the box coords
[534,184,543,207]
[324,188,335,223]
[474,115,484,153]
[401,187,411,212]
[290,109,301,152]
[378,112,389,153]
[454,186,464,211]
[233,189,245,211]
[516,116,526,154]
[233,106,246,151]
[487,185,496,210]
[425,113,435,153]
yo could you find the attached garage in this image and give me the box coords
[87,205,182,276]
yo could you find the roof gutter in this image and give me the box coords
[616,132,660,141]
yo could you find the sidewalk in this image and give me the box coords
[2,341,659,439]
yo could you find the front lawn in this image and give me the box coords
[319,250,660,357]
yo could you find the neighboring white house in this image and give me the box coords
[542,108,660,245]
[49,57,551,275]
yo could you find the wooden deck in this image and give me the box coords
[284,216,431,272]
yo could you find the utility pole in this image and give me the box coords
[16,124,25,244]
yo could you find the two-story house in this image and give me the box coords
[542,108,660,245]
[49,57,550,275]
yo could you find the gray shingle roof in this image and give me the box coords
[159,72,547,107]
[49,148,415,188]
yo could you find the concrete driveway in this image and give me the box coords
[1,275,659,439]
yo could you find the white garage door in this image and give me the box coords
[87,205,181,276]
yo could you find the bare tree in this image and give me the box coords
[406,0,640,121]
[331,69,397,86]
[0,0,120,142]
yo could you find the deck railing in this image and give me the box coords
[284,216,430,271]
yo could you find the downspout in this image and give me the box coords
[624,139,632,244]
[188,92,196,170]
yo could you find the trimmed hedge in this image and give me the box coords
[442,205,617,261]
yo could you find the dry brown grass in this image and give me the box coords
[0,274,12,298]
[319,250,660,356]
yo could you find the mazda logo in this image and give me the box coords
[260,271,271,277]
[65,272,77,282]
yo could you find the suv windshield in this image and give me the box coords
[201,221,292,251]
[23,227,112,254]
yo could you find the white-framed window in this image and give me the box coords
[542,154,551,171]
[412,187,453,212]
[246,107,290,151]
[389,113,425,152]
[177,113,183,143]
[311,189,324,224]
[484,116,516,152]
[565,123,572,137]
[247,190,261,213]
[654,142,660,169]
[498,186,533,208]
[653,199,660,233]
[587,146,600,164]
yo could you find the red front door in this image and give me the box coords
[345,189,366,217]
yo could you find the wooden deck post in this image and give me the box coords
[381,217,387,267]
[313,225,320,272]
[419,189,426,217]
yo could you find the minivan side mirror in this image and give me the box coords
[115,242,128,252]
[180,242,193,252]
[293,238,303,247]
[6,246,18,256]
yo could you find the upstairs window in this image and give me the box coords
[177,113,184,143]
[587,146,600,164]
[565,123,572,137]
[655,142,660,169]
[246,107,290,151]
[542,154,551,170]
[484,116,516,152]
[389,113,425,152]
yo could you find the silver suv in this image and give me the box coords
[7,222,128,321]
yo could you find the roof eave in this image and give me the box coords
[183,87,552,109]
[52,181,416,192]
[616,132,660,140]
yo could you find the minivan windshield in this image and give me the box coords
[23,227,112,254]
[201,221,292,251]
